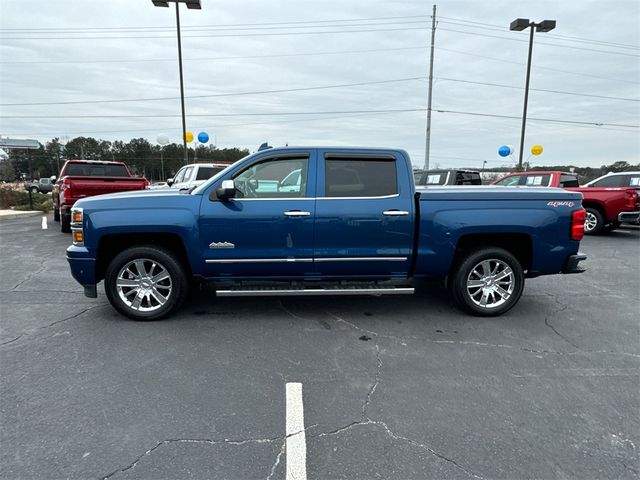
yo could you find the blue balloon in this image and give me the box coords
[197,131,209,143]
[498,145,512,157]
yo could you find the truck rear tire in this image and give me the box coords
[60,212,71,233]
[584,207,604,235]
[104,246,189,321]
[449,247,524,317]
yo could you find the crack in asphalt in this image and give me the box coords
[266,442,285,480]
[362,343,381,420]
[315,420,484,479]
[325,311,639,359]
[0,304,108,349]
[11,257,48,291]
[100,425,318,480]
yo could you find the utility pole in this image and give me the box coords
[424,4,437,171]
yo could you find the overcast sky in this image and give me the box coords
[0,0,638,169]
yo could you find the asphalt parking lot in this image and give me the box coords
[1,214,638,480]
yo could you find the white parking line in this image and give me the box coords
[41,216,47,229]
[286,382,307,480]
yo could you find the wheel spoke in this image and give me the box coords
[150,287,168,305]
[152,271,170,283]
[479,290,489,306]
[134,260,147,277]
[480,260,492,276]
[467,279,485,288]
[494,284,511,300]
[117,278,140,288]
[494,267,513,282]
[131,290,144,310]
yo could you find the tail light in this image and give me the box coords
[60,178,71,202]
[571,209,586,241]
[625,189,638,209]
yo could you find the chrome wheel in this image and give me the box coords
[584,211,598,232]
[116,258,172,312]
[466,259,515,309]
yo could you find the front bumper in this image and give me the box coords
[562,252,587,274]
[66,245,97,296]
[618,211,640,224]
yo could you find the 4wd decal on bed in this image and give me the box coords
[547,201,575,208]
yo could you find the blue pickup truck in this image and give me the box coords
[66,147,587,320]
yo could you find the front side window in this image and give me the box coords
[495,175,521,186]
[172,168,186,184]
[591,175,624,187]
[325,158,397,197]
[232,157,308,198]
[182,167,194,183]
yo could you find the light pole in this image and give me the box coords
[151,0,201,165]
[509,18,556,171]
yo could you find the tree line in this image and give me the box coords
[0,136,249,182]
[0,136,637,183]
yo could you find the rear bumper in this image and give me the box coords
[618,211,640,223]
[562,252,587,274]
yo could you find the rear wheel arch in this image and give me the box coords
[451,233,532,273]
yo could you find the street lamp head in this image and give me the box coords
[152,0,169,6]
[536,20,556,32]
[184,0,202,9]
[510,18,530,31]
[151,0,201,7]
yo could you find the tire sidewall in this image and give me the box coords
[584,207,604,235]
[60,212,71,233]
[104,246,188,321]
[451,247,524,317]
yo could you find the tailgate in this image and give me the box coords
[67,176,147,199]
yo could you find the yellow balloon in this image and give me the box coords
[531,144,543,156]
[185,131,194,143]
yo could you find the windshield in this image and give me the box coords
[190,155,251,195]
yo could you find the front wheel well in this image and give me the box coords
[96,233,191,282]
[452,233,532,272]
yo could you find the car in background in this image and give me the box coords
[25,177,54,194]
[492,171,640,234]
[584,171,640,188]
[414,169,482,186]
[167,163,228,190]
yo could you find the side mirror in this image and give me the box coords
[166,178,174,186]
[216,179,236,200]
[50,175,57,183]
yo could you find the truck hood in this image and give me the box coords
[73,187,200,212]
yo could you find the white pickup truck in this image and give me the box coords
[167,163,228,191]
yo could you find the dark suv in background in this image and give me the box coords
[414,169,482,186]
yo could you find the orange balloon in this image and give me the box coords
[185,131,194,143]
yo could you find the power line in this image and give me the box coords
[0,14,432,32]
[3,108,638,130]
[0,45,427,65]
[435,77,639,102]
[0,76,426,107]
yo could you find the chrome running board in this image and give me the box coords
[216,285,414,297]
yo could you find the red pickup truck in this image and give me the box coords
[492,171,640,234]
[53,160,149,233]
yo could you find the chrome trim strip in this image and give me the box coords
[314,257,408,262]
[206,258,314,264]
[284,211,311,217]
[217,287,415,297]
[230,193,400,201]
[318,193,400,200]
[383,210,409,216]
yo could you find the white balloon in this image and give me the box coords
[157,134,170,146]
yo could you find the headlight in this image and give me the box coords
[71,207,84,246]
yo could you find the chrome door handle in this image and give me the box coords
[383,210,409,216]
[284,211,311,217]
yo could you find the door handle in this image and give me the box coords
[383,210,409,216]
[284,210,311,217]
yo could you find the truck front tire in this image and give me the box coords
[60,212,71,233]
[450,247,524,317]
[53,206,60,222]
[104,246,188,321]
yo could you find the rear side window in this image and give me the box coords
[325,158,397,197]
[523,174,551,186]
[424,173,447,185]
[65,164,129,177]
[630,176,640,187]
[559,175,579,188]
[196,166,225,181]
[495,175,521,186]
[456,172,482,185]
